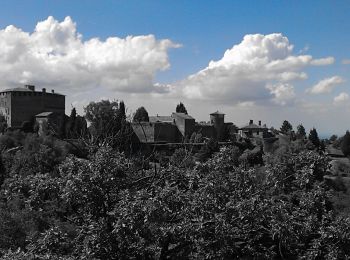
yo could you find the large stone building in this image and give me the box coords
[0,85,65,128]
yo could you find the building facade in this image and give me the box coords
[0,85,65,128]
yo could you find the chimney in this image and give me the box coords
[51,89,54,94]
[42,88,46,93]
[249,119,253,125]
[25,85,35,91]
[259,120,261,126]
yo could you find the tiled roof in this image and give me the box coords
[172,112,195,120]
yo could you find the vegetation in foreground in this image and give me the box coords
[0,101,350,259]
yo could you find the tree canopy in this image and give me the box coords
[176,102,188,114]
[296,124,306,138]
[341,131,350,156]
[309,127,320,147]
[280,120,293,134]
[133,106,149,122]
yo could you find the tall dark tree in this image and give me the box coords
[296,124,306,138]
[119,101,126,119]
[133,106,149,122]
[176,102,188,114]
[308,127,320,147]
[280,120,293,134]
[341,131,350,156]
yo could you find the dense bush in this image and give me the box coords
[1,130,350,259]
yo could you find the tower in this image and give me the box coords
[210,111,225,141]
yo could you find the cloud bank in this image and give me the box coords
[0,16,179,93]
[180,33,334,105]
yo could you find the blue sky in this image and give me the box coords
[0,1,349,136]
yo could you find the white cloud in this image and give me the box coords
[342,59,350,65]
[0,16,179,93]
[307,76,345,94]
[310,57,335,66]
[334,92,349,105]
[266,83,296,105]
[180,33,334,104]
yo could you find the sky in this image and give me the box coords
[0,1,349,136]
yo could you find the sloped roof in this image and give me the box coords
[240,123,267,130]
[172,112,194,120]
[35,112,54,117]
[149,115,174,123]
[210,111,225,115]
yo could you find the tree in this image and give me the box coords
[133,106,149,122]
[296,124,306,138]
[84,100,125,147]
[66,107,87,138]
[280,120,293,134]
[0,114,7,134]
[308,127,320,147]
[176,102,188,114]
[330,134,338,142]
[341,131,350,156]
[119,101,126,120]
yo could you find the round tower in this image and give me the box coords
[210,111,225,141]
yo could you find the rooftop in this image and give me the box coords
[240,123,267,130]
[172,112,195,120]
[35,112,55,117]
[1,86,64,96]
[149,115,174,123]
[210,110,225,115]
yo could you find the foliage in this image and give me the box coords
[84,100,132,150]
[296,124,306,138]
[176,102,188,114]
[0,114,7,133]
[133,106,149,122]
[1,121,350,259]
[341,131,350,156]
[280,120,293,134]
[65,107,87,139]
[330,134,338,142]
[169,148,195,168]
[309,127,320,147]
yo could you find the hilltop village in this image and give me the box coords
[0,85,277,146]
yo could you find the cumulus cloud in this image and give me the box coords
[0,16,179,93]
[334,92,349,105]
[342,59,350,65]
[266,83,296,105]
[307,76,345,94]
[180,33,334,105]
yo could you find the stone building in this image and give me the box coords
[132,111,232,143]
[0,85,65,128]
[35,112,66,136]
[238,120,268,138]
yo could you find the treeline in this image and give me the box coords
[0,101,350,259]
